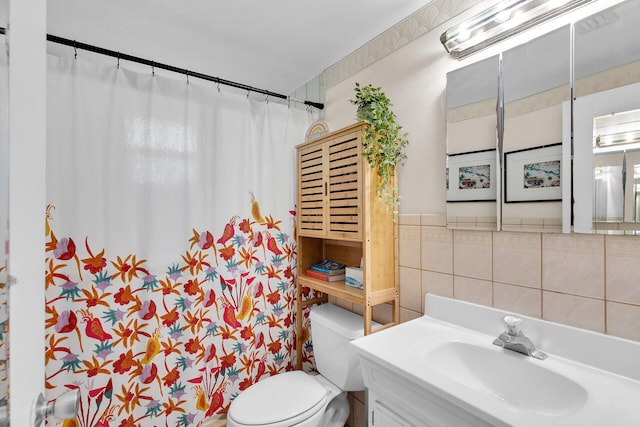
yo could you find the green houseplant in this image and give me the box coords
[350,83,409,215]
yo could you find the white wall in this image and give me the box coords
[9,0,47,424]
[324,20,449,215]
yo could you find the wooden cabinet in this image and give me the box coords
[295,122,399,369]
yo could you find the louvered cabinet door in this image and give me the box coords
[326,132,362,240]
[298,141,327,237]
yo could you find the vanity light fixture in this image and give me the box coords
[441,0,594,59]
[595,130,640,148]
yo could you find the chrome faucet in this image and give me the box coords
[493,315,548,360]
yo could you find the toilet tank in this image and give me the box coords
[309,303,379,391]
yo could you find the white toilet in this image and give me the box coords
[226,303,372,427]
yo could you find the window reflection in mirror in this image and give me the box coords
[592,109,640,234]
[445,55,500,231]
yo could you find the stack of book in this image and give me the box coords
[305,259,346,282]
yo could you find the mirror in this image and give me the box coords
[592,109,640,233]
[501,25,571,233]
[574,0,640,234]
[445,55,500,231]
[0,0,8,419]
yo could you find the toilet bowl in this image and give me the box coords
[226,304,373,427]
[226,371,347,427]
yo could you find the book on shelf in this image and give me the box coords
[309,259,345,275]
[305,269,346,282]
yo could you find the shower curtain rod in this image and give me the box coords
[47,34,325,110]
[0,27,324,110]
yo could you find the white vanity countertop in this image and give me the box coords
[351,295,640,427]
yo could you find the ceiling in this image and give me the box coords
[47,0,434,96]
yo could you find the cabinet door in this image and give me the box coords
[372,401,417,427]
[298,130,363,240]
[298,141,326,237]
[326,131,362,240]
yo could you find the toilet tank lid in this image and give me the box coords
[310,304,380,340]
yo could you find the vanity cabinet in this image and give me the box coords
[295,122,399,369]
[362,357,504,427]
[371,400,418,427]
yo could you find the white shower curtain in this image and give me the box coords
[45,55,315,426]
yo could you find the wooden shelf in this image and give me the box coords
[298,275,364,305]
[295,122,399,370]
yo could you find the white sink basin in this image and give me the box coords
[351,294,640,426]
[426,341,588,416]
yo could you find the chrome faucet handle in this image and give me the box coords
[501,315,522,336]
[495,315,548,360]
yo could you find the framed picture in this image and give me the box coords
[446,149,497,202]
[505,143,562,203]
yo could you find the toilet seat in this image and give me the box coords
[227,371,329,427]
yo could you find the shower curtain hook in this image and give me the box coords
[217,82,221,92]
[151,61,155,77]
[117,52,120,69]
[246,90,250,99]
[186,71,190,85]
[73,41,77,59]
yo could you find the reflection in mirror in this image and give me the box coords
[573,0,640,234]
[591,109,640,234]
[574,81,640,233]
[445,55,499,231]
[501,25,570,233]
[574,0,640,100]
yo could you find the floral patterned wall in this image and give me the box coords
[45,201,314,427]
